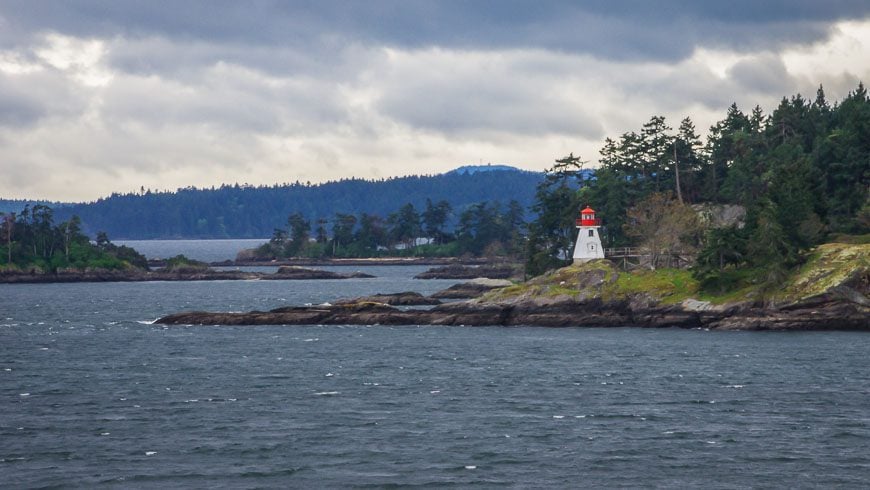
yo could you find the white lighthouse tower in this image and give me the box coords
[573,205,604,263]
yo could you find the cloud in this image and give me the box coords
[728,55,798,96]
[0,2,870,201]
[2,1,870,61]
[372,49,604,138]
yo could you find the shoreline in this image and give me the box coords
[0,266,375,284]
[154,296,870,332]
[203,257,508,267]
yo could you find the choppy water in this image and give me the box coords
[2,241,870,487]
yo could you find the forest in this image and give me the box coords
[249,199,526,260]
[48,168,544,239]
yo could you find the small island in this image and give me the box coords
[157,242,869,331]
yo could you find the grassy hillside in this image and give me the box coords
[482,242,870,307]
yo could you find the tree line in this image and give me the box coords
[249,199,525,259]
[0,205,148,272]
[51,170,543,239]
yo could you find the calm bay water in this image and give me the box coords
[116,239,268,262]
[2,241,870,487]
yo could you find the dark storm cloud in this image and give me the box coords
[2,1,869,63]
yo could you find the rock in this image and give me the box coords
[346,271,377,278]
[682,299,713,311]
[155,291,869,331]
[431,279,512,299]
[414,264,518,279]
[335,292,440,306]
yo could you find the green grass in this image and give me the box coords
[604,268,698,304]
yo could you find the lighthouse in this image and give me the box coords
[573,205,604,263]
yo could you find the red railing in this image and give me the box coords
[576,218,601,226]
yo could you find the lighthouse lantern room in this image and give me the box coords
[573,205,604,263]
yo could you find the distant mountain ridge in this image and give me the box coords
[42,167,546,239]
[447,164,531,175]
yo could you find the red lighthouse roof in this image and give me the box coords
[576,206,601,227]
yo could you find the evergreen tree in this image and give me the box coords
[525,154,585,276]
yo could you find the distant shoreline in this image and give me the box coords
[203,257,505,268]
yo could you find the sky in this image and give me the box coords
[1,1,870,202]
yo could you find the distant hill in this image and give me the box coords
[0,199,70,214]
[447,164,527,175]
[47,168,546,239]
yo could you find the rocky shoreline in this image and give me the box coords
[154,294,868,331]
[0,265,374,283]
[156,245,870,331]
[207,256,501,268]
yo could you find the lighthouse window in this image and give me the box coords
[588,230,594,237]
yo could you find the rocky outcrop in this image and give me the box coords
[430,279,513,299]
[335,291,441,306]
[268,266,374,280]
[155,295,869,331]
[414,264,518,279]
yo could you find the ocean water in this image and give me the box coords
[2,241,870,487]
[116,239,268,262]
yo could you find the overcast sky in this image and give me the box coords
[2,1,870,201]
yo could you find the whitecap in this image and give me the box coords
[39,347,49,351]
[19,393,30,397]
[727,385,744,389]
[464,465,477,470]
[325,373,334,377]
[430,390,440,394]
[575,415,586,419]
[314,391,339,396]
[303,338,318,342]
[101,432,110,436]
[136,319,157,325]
[145,451,157,456]
[4,368,11,372]
[553,415,564,419]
